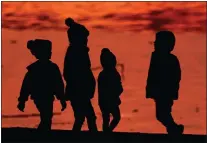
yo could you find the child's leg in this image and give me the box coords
[34,100,53,131]
[43,102,53,130]
[100,106,110,132]
[38,111,44,130]
[109,106,121,131]
[155,99,180,133]
[85,100,98,132]
[71,100,85,131]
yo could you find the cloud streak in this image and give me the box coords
[2,2,206,33]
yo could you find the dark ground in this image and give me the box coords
[2,127,206,143]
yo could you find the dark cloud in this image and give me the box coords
[197,19,207,26]
[3,19,20,25]
[4,12,16,17]
[99,7,206,33]
[195,20,207,32]
[101,12,146,21]
[36,13,59,24]
[2,3,206,33]
[192,12,205,17]
[127,23,148,32]
[91,25,114,31]
[176,10,189,17]
[182,26,205,32]
[30,23,41,27]
[29,23,45,30]
[13,25,27,31]
[149,9,165,16]
[92,25,107,29]
[77,17,91,22]
[128,23,148,28]
[146,18,175,32]
[115,13,146,21]
[102,13,116,19]
[37,14,50,21]
[175,9,204,17]
[2,11,60,31]
[2,19,24,30]
[100,10,174,32]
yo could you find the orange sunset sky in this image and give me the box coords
[1,2,206,135]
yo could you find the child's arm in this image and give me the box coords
[146,53,155,98]
[172,56,181,100]
[117,73,123,96]
[98,73,104,97]
[18,72,31,102]
[54,65,67,111]
[63,48,70,81]
[54,65,65,101]
[114,72,123,97]
[174,57,181,84]
[17,72,31,112]
[82,25,89,37]
[98,72,109,98]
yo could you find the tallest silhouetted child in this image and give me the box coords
[63,18,97,131]
[146,31,184,135]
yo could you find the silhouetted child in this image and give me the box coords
[17,39,67,131]
[98,48,123,132]
[64,18,97,132]
[146,31,184,135]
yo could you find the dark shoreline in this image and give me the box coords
[2,127,206,143]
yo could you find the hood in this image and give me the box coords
[27,60,52,71]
